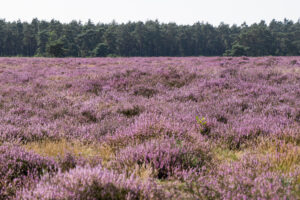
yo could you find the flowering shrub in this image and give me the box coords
[0,145,57,199]
[114,138,210,179]
[0,57,299,199]
[18,165,167,200]
[181,154,300,200]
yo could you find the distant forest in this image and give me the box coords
[0,18,299,57]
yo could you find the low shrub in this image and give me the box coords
[0,145,57,199]
[114,138,209,179]
[18,165,166,200]
[181,154,300,200]
[133,86,158,98]
[117,105,143,117]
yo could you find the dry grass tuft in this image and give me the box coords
[23,139,115,165]
[250,137,300,173]
[212,147,244,163]
[133,164,157,180]
[213,137,300,174]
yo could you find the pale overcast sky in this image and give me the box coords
[0,0,299,25]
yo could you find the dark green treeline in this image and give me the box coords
[0,18,299,57]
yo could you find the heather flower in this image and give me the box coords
[114,138,210,179]
[0,57,299,199]
[18,165,167,200]
[181,154,300,200]
[0,144,57,199]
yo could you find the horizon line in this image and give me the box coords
[1,17,299,27]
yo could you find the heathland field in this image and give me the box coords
[0,57,299,199]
